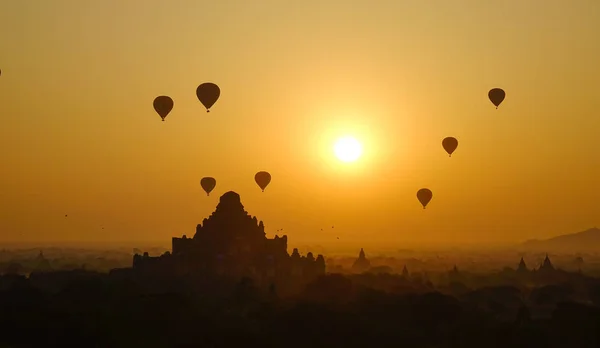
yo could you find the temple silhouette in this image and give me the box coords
[132,191,325,290]
[352,248,371,273]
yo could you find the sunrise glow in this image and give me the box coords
[334,136,363,163]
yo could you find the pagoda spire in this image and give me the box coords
[517,257,528,272]
[540,253,554,271]
[402,265,409,277]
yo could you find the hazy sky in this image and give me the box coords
[1,0,599,250]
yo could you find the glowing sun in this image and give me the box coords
[334,136,363,162]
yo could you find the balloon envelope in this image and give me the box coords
[196,83,220,112]
[200,177,217,196]
[153,96,174,121]
[417,188,433,209]
[442,137,459,157]
[255,171,271,192]
[488,88,506,108]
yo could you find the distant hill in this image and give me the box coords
[522,227,600,252]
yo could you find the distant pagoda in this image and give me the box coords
[351,248,371,273]
[517,257,528,272]
[539,254,555,272]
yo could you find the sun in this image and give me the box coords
[334,136,363,162]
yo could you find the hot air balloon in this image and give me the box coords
[442,137,459,157]
[200,177,217,196]
[488,88,506,109]
[417,188,433,209]
[153,96,174,121]
[196,83,220,112]
[255,171,271,192]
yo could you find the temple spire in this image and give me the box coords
[517,257,528,272]
[541,253,554,271]
[402,265,409,277]
[352,248,371,273]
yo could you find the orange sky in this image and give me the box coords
[1,1,599,251]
